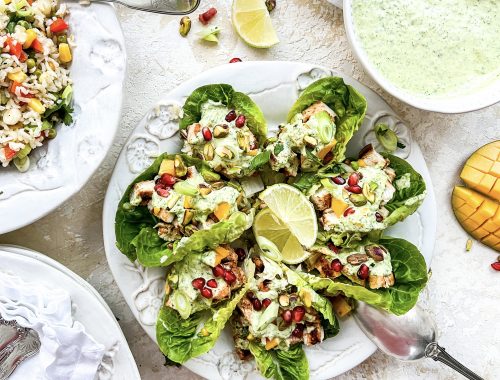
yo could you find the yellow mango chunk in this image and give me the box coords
[452,186,500,251]
[183,196,194,209]
[331,197,349,218]
[214,202,231,221]
[460,141,500,202]
[214,245,231,265]
[159,159,175,176]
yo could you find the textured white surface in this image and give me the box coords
[0,0,499,379]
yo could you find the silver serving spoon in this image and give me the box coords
[80,0,200,15]
[353,302,483,380]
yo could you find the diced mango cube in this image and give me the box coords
[214,202,231,221]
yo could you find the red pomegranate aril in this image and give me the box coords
[225,110,237,122]
[235,115,246,128]
[323,151,334,164]
[202,127,213,141]
[375,212,384,223]
[212,265,225,278]
[247,291,256,300]
[292,306,306,322]
[224,270,237,284]
[282,309,292,323]
[357,264,370,280]
[291,323,305,338]
[262,298,272,309]
[192,277,205,290]
[327,242,341,254]
[331,258,343,273]
[348,172,360,186]
[207,279,217,288]
[331,176,346,185]
[235,248,246,261]
[199,7,217,25]
[229,58,242,63]
[160,173,176,186]
[252,298,262,311]
[344,207,355,217]
[491,262,500,271]
[345,185,363,194]
[201,287,213,299]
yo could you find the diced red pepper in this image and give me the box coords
[4,37,23,59]
[31,39,44,53]
[4,146,17,160]
[50,18,69,34]
[9,81,33,98]
[19,51,28,63]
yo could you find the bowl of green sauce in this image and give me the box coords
[343,0,500,113]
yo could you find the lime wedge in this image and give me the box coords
[232,0,279,48]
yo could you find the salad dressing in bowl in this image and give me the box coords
[344,0,500,112]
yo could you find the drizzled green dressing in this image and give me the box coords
[351,0,500,97]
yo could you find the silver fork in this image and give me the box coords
[0,318,41,380]
[79,0,201,15]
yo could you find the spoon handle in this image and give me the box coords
[425,342,483,380]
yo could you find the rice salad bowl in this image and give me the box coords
[0,0,73,171]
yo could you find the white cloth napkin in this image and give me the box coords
[0,271,106,380]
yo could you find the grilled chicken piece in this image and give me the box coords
[381,181,396,204]
[186,123,202,144]
[302,101,337,123]
[152,208,174,223]
[238,297,254,322]
[369,273,395,289]
[359,144,388,168]
[311,189,332,211]
[312,256,342,278]
[303,318,324,346]
[384,167,397,182]
[282,156,299,177]
[186,165,200,179]
[156,222,182,242]
[320,209,337,231]
[129,180,155,206]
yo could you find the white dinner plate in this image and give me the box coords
[102,61,437,379]
[0,4,127,234]
[0,244,140,380]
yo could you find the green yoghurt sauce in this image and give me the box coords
[351,0,500,97]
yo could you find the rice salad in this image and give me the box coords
[0,0,73,172]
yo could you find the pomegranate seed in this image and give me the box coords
[224,270,237,284]
[160,173,176,186]
[199,7,217,25]
[229,58,242,63]
[252,298,262,311]
[348,173,360,186]
[331,258,343,272]
[207,279,217,288]
[345,185,363,194]
[202,127,212,141]
[291,323,305,338]
[247,291,256,300]
[491,262,500,271]
[375,212,384,222]
[192,277,205,290]
[201,287,213,299]
[282,309,292,323]
[327,242,341,253]
[225,110,237,122]
[212,265,225,278]
[292,306,306,322]
[344,207,355,217]
[235,115,246,128]
[235,248,246,262]
[262,298,272,309]
[357,264,370,280]
[331,176,346,185]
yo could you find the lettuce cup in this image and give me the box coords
[115,153,254,267]
[299,237,428,315]
[231,251,339,380]
[300,144,426,247]
[180,84,268,179]
[157,246,255,364]
[266,76,367,176]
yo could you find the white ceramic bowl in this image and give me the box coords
[342,0,500,113]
